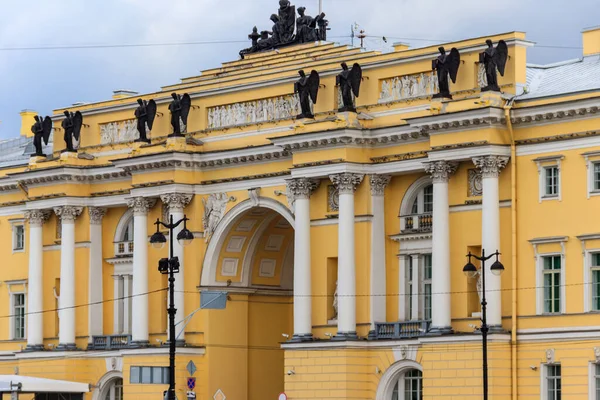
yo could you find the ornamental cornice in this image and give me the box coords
[160,193,193,213]
[24,210,51,227]
[329,173,364,195]
[511,97,600,126]
[406,107,506,135]
[88,207,107,225]
[472,155,509,178]
[54,206,83,223]
[423,161,458,183]
[1,167,130,189]
[126,197,157,216]
[369,175,391,196]
[286,178,320,200]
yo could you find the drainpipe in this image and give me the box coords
[504,101,517,400]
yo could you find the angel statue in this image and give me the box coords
[61,110,83,152]
[432,47,461,99]
[337,62,363,112]
[202,193,231,243]
[480,40,508,92]
[134,99,157,143]
[168,93,191,136]
[31,115,52,157]
[294,70,320,119]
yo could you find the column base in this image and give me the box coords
[367,330,377,340]
[56,343,77,351]
[129,340,150,349]
[289,334,313,343]
[332,332,358,341]
[488,325,506,334]
[162,340,186,348]
[427,326,453,336]
[23,344,45,352]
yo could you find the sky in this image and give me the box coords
[0,0,597,139]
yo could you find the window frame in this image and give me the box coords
[422,254,432,321]
[590,252,600,313]
[542,255,562,314]
[531,236,568,316]
[391,369,423,400]
[10,220,25,253]
[6,281,27,341]
[541,364,561,400]
[535,156,563,203]
[129,366,169,385]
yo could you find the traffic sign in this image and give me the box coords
[186,360,197,376]
[187,377,196,390]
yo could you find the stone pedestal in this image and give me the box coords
[29,156,47,167]
[166,136,186,151]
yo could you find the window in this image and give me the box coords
[410,185,433,215]
[545,365,561,400]
[103,378,123,400]
[595,364,600,400]
[130,366,169,384]
[543,256,562,314]
[13,293,25,340]
[407,257,414,320]
[594,163,600,191]
[592,253,600,312]
[423,255,432,321]
[544,166,559,197]
[391,369,423,400]
[12,224,24,252]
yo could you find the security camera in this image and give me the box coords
[282,333,290,338]
[324,333,333,338]
[287,370,295,376]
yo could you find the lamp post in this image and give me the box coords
[150,215,194,400]
[463,249,504,400]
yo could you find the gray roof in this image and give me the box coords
[0,135,53,169]
[521,54,600,100]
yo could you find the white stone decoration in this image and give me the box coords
[546,348,555,363]
[221,259,239,277]
[478,63,488,89]
[100,119,141,144]
[468,169,483,197]
[259,259,277,278]
[248,188,261,207]
[379,71,439,103]
[213,389,226,400]
[203,193,235,243]
[265,235,284,252]
[208,94,302,129]
[328,185,339,212]
[226,236,246,253]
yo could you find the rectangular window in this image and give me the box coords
[595,364,600,400]
[407,257,413,320]
[592,253,600,312]
[543,256,561,314]
[423,186,433,214]
[13,225,24,251]
[130,366,169,384]
[544,166,559,197]
[423,254,432,321]
[594,163,600,191]
[13,293,25,340]
[546,365,561,400]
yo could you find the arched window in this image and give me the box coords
[410,185,433,215]
[103,378,123,400]
[391,369,422,400]
[122,218,134,242]
[399,177,434,233]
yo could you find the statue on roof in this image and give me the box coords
[31,115,52,157]
[134,98,157,143]
[432,47,461,99]
[480,40,508,92]
[168,93,191,136]
[61,110,83,152]
[295,69,320,119]
[277,0,296,43]
[317,14,329,41]
[296,7,325,43]
[337,62,362,112]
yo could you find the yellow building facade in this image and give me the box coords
[0,16,598,400]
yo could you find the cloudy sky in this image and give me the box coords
[0,0,597,138]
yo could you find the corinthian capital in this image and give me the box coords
[286,178,320,200]
[54,206,83,223]
[160,193,193,213]
[369,175,391,196]
[127,197,156,216]
[472,155,509,178]
[329,173,364,195]
[25,210,51,227]
[423,161,458,183]
[88,207,107,225]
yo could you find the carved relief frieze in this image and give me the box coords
[327,185,339,212]
[379,71,439,103]
[100,119,139,144]
[208,94,302,129]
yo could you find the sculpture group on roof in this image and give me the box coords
[239,1,328,58]
[30,38,509,157]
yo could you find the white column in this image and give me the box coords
[127,197,156,346]
[369,175,391,334]
[330,173,364,338]
[287,178,320,340]
[54,206,83,350]
[424,161,458,333]
[161,194,193,344]
[473,156,509,329]
[24,210,50,351]
[411,254,420,320]
[113,275,124,334]
[88,207,106,344]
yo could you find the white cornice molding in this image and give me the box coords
[427,144,511,163]
[511,97,600,126]
[406,107,506,135]
[516,134,600,156]
[529,236,569,245]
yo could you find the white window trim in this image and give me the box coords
[113,262,133,335]
[585,249,600,313]
[534,155,564,203]
[530,237,568,315]
[399,252,432,322]
[582,150,600,199]
[6,280,27,341]
[541,363,561,400]
[9,219,25,254]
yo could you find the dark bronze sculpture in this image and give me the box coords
[134,99,157,143]
[240,2,330,58]
[61,110,83,152]
[294,70,320,119]
[337,62,362,112]
[168,93,191,137]
[432,47,460,99]
[480,40,508,92]
[31,115,52,157]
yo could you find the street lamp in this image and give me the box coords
[150,215,194,400]
[463,249,504,400]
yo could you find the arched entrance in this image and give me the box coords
[376,361,423,400]
[200,197,295,400]
[93,372,123,400]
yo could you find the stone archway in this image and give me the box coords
[375,360,423,400]
[92,371,123,400]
